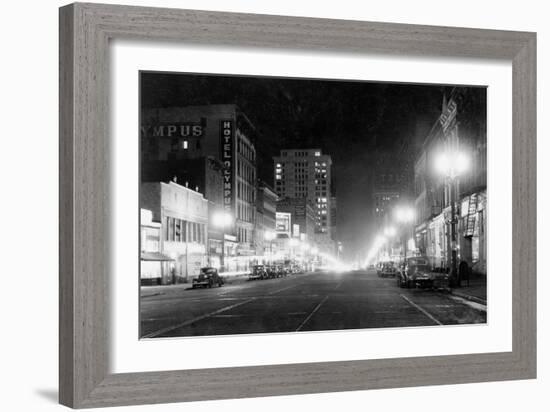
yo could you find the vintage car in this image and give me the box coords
[192,267,224,288]
[396,257,433,289]
[265,265,278,278]
[249,265,268,280]
[378,262,398,278]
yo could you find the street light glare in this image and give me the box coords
[455,151,469,175]
[395,206,414,223]
[384,226,397,237]
[434,152,450,175]
[212,211,233,227]
[435,150,470,177]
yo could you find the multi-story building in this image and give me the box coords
[141,156,227,268]
[413,89,487,275]
[272,148,333,254]
[141,104,258,262]
[140,181,209,283]
[255,182,278,259]
[276,197,316,243]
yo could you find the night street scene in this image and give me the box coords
[139,72,487,339]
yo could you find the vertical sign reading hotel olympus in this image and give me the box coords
[220,119,234,221]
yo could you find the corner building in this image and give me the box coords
[141,104,257,260]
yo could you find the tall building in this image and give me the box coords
[273,149,334,254]
[273,149,332,231]
[141,104,258,259]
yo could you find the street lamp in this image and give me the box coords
[212,211,233,273]
[435,149,469,288]
[394,205,415,263]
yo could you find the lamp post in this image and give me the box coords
[212,211,233,273]
[435,150,469,288]
[394,206,415,264]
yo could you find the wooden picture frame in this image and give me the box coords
[59,2,536,408]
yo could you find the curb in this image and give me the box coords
[436,286,487,306]
[450,290,487,306]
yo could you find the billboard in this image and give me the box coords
[276,212,291,237]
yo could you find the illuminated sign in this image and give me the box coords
[439,99,457,133]
[140,118,206,138]
[220,120,234,218]
[276,212,291,236]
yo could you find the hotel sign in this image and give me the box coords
[220,120,234,216]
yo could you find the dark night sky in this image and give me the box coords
[141,72,472,260]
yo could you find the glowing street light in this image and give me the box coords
[434,150,470,179]
[212,211,233,272]
[212,211,233,228]
[394,206,415,223]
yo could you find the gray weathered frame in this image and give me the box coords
[59,2,536,408]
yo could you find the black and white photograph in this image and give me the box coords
[139,72,487,339]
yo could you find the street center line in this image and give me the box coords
[295,295,329,331]
[142,297,256,338]
[400,294,443,326]
[268,285,297,295]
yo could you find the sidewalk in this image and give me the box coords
[140,271,250,298]
[449,275,487,305]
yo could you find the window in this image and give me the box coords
[175,220,181,242]
[166,217,174,241]
[182,140,188,149]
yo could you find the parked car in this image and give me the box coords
[379,262,398,278]
[192,267,224,288]
[396,257,432,288]
[275,264,287,277]
[249,265,268,280]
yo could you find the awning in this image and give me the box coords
[140,251,174,262]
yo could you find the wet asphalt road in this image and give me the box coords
[140,269,486,338]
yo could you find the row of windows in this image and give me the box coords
[237,158,255,184]
[164,216,206,245]
[237,180,255,203]
[237,137,255,162]
[237,201,254,223]
[237,227,251,243]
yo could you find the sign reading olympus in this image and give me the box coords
[141,118,206,138]
[220,120,234,217]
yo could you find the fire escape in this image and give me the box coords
[463,193,478,238]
